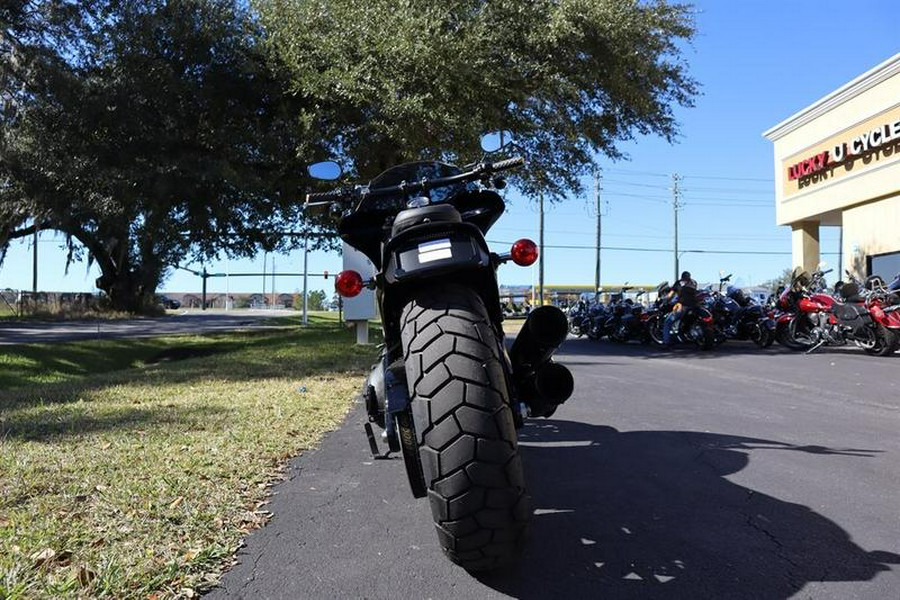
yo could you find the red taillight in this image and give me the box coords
[510,239,538,266]
[335,270,364,297]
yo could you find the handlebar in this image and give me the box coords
[304,156,525,209]
[306,188,348,204]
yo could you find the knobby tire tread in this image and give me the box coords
[400,283,529,571]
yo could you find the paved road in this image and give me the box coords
[209,338,900,599]
[0,310,295,345]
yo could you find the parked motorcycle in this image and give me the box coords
[777,267,899,355]
[774,268,828,350]
[585,299,611,340]
[647,282,716,350]
[305,137,574,571]
[706,275,775,348]
[605,288,649,343]
[567,300,591,337]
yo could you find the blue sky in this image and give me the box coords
[1,0,897,297]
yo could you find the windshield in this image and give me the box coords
[357,161,475,213]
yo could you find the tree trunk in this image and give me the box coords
[68,224,163,314]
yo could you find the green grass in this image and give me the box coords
[0,316,380,598]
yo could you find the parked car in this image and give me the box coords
[158,295,181,309]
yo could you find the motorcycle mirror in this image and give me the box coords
[480,131,514,153]
[308,161,342,181]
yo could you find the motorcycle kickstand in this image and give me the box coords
[363,422,393,460]
[805,340,825,354]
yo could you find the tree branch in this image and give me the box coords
[5,219,55,240]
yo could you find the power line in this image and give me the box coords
[682,186,773,195]
[603,167,773,183]
[602,178,672,190]
[684,202,774,208]
[602,191,670,202]
[488,239,830,256]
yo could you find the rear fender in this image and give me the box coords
[382,221,491,286]
[876,305,900,328]
[378,222,503,359]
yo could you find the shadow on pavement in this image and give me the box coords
[477,419,898,599]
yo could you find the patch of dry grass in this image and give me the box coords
[0,318,379,598]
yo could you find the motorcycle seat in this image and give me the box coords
[391,204,462,237]
[832,302,868,321]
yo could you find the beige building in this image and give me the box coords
[764,53,900,281]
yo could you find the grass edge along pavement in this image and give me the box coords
[0,315,379,599]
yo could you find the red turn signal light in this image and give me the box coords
[510,239,539,266]
[335,270,364,297]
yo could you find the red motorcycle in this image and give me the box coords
[778,268,900,355]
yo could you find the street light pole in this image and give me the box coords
[302,238,309,325]
[262,251,267,306]
[32,222,38,294]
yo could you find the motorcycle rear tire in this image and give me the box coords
[749,322,773,348]
[692,324,715,351]
[400,283,529,571]
[864,324,899,357]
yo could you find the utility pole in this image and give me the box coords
[225,255,230,310]
[594,170,602,300]
[538,192,545,306]
[270,255,276,309]
[672,173,682,282]
[201,267,208,310]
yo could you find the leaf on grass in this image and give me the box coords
[183,548,200,561]
[169,496,185,510]
[31,548,72,569]
[100,442,112,450]
[77,565,97,586]
[31,548,57,568]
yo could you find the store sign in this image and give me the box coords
[787,152,829,180]
[787,118,900,181]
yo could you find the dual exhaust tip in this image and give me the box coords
[510,306,574,418]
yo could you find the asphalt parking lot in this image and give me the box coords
[211,338,900,599]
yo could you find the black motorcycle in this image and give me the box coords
[567,300,590,337]
[605,289,649,343]
[305,139,574,571]
[707,276,775,348]
[647,283,716,350]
